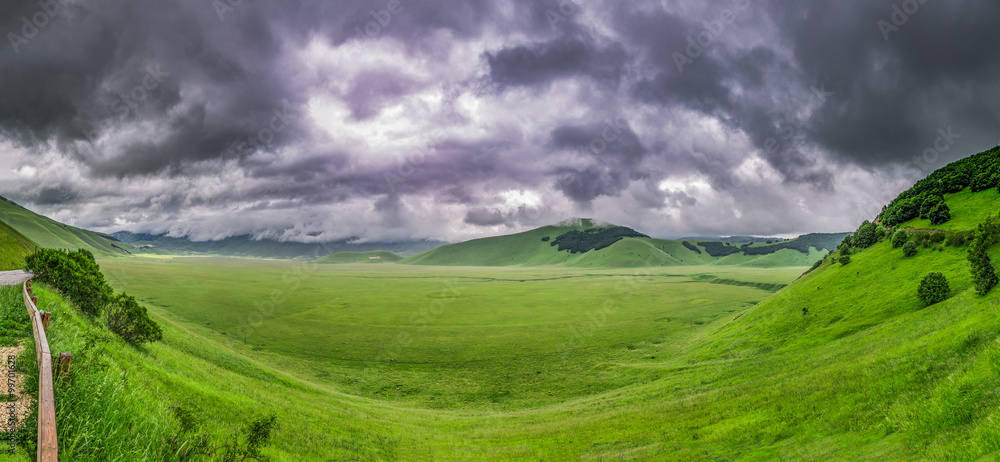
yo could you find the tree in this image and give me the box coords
[928,202,951,225]
[968,216,1000,296]
[891,230,909,248]
[918,272,950,305]
[853,220,878,248]
[903,241,918,257]
[970,171,995,192]
[919,195,943,219]
[838,255,851,265]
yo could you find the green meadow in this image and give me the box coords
[98,258,797,411]
[70,243,1000,460]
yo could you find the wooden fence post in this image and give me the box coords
[57,353,72,380]
[41,311,52,330]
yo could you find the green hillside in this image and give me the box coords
[314,250,403,263]
[0,196,130,256]
[400,218,846,268]
[0,218,38,270]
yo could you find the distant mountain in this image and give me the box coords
[399,218,849,268]
[314,250,404,264]
[679,235,790,244]
[0,196,131,257]
[0,217,39,270]
[110,231,443,259]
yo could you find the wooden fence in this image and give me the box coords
[21,280,58,461]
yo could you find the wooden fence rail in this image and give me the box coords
[22,280,58,461]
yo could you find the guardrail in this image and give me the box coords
[22,280,58,461]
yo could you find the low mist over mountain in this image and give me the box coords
[111,231,443,259]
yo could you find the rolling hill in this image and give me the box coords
[313,250,403,263]
[0,217,38,270]
[0,196,131,256]
[399,218,847,268]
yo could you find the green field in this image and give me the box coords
[67,243,999,460]
[99,258,796,411]
[314,250,404,264]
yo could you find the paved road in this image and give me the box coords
[0,270,31,286]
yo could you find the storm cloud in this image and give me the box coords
[0,0,998,242]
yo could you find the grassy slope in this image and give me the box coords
[0,196,128,256]
[899,186,1000,230]
[314,250,404,264]
[398,224,586,267]
[0,218,37,270]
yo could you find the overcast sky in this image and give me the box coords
[0,0,998,243]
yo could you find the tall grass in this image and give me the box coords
[31,285,174,461]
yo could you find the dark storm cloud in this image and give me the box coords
[547,120,648,204]
[1,0,999,242]
[463,207,505,226]
[770,0,1000,167]
[486,36,628,89]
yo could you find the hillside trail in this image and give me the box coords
[0,270,31,286]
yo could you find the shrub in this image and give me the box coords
[928,203,951,225]
[903,241,918,257]
[946,231,973,247]
[25,248,113,317]
[838,255,851,265]
[104,293,163,345]
[840,245,852,256]
[891,230,909,248]
[167,407,278,461]
[25,248,163,344]
[928,232,946,244]
[911,231,931,247]
[918,272,950,305]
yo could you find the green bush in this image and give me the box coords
[946,231,973,247]
[25,248,162,345]
[903,241,918,257]
[928,203,951,225]
[918,272,950,305]
[104,293,163,345]
[928,232,946,244]
[25,248,113,317]
[891,230,909,248]
[838,255,851,265]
